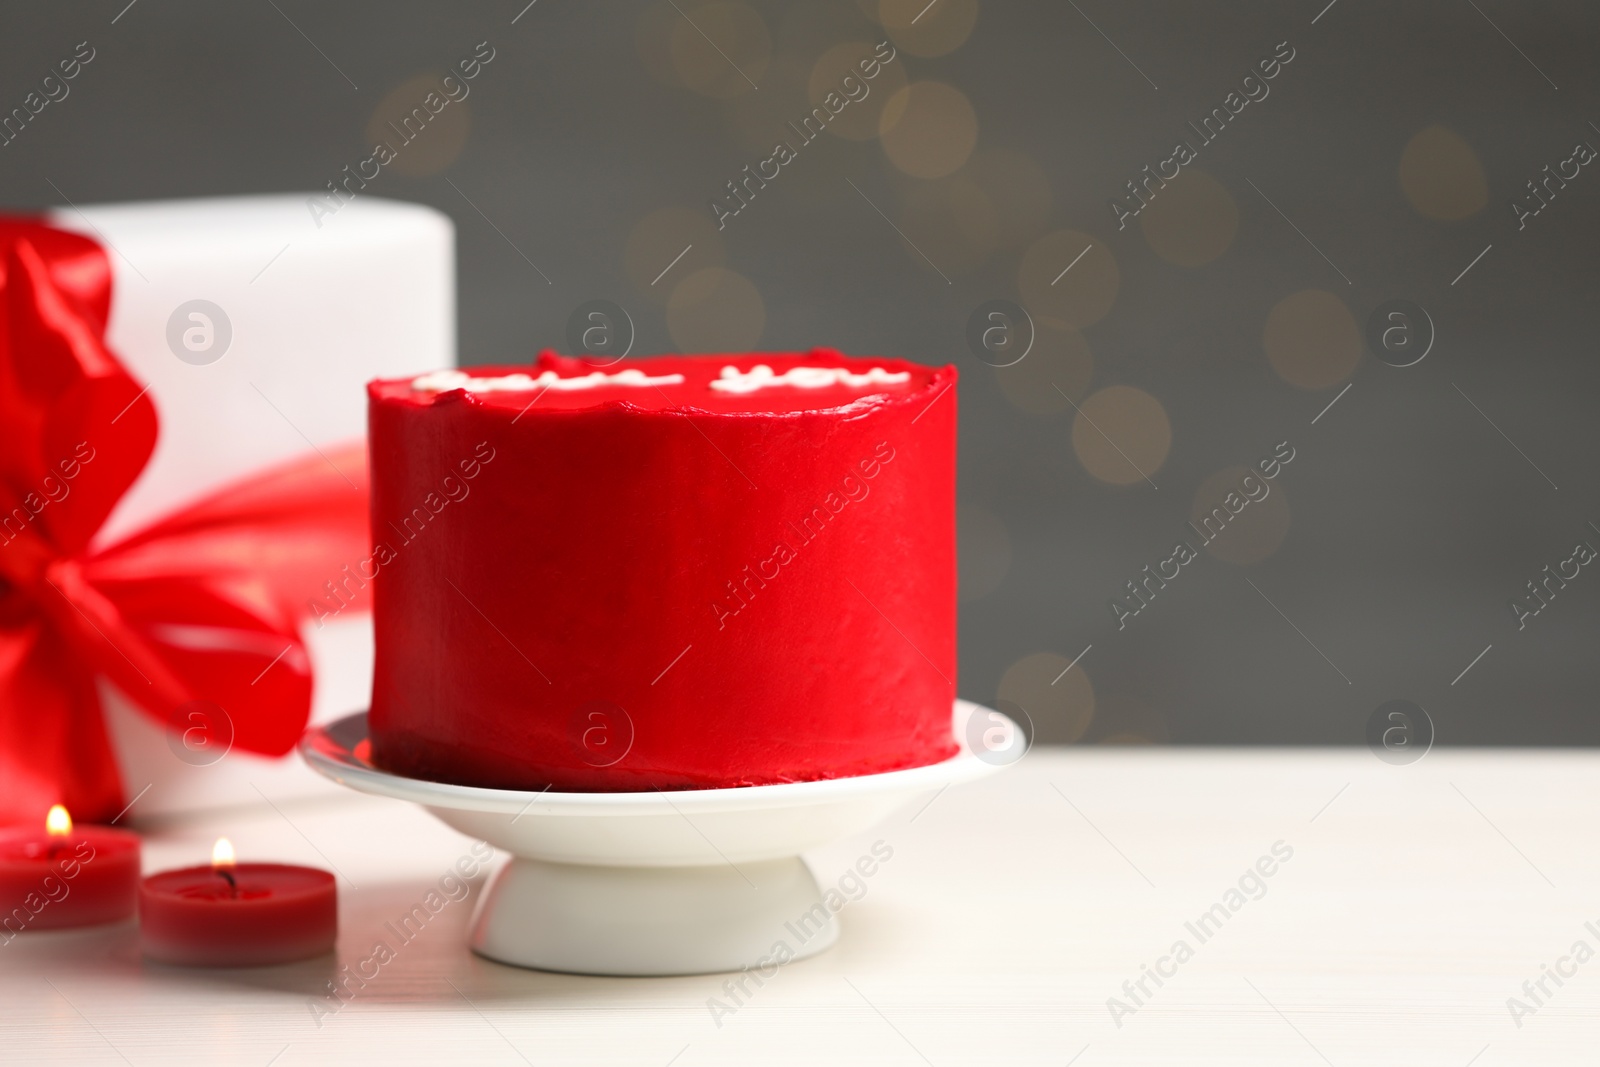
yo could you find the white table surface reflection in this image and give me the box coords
[5,747,1597,1065]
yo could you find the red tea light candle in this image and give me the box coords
[140,838,337,967]
[0,805,140,938]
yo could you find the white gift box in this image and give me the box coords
[45,194,455,820]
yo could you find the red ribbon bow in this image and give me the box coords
[0,218,371,826]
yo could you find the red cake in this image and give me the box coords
[364,349,957,791]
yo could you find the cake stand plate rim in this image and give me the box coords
[299,699,1011,816]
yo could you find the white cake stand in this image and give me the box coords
[299,701,1015,976]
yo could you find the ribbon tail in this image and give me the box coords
[88,441,372,618]
[36,559,197,717]
[0,616,124,825]
[80,572,315,757]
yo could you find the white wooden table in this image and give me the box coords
[5,748,1595,1065]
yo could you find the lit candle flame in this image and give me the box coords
[45,805,71,837]
[212,837,236,870]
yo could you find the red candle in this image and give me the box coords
[0,805,140,937]
[140,839,337,967]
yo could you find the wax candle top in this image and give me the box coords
[196,837,255,899]
[139,840,338,966]
[141,838,336,906]
[142,839,335,904]
[370,350,944,416]
[0,805,141,931]
[144,866,330,903]
[0,805,93,862]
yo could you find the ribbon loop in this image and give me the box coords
[0,218,370,826]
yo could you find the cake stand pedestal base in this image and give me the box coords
[470,855,835,976]
[300,701,1009,977]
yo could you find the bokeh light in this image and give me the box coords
[808,41,909,140]
[1190,465,1291,565]
[666,267,766,352]
[879,0,979,57]
[879,81,978,179]
[1264,289,1361,389]
[1071,385,1171,486]
[1400,124,1488,221]
[1018,230,1119,329]
[624,206,727,303]
[364,75,471,177]
[995,316,1093,414]
[668,1,771,99]
[1139,169,1238,267]
[637,3,686,88]
[998,651,1095,743]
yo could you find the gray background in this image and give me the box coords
[5,0,1597,746]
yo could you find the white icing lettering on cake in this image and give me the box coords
[411,369,686,393]
[709,364,912,394]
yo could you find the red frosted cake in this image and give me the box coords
[364,349,957,791]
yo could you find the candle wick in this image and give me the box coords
[217,868,237,897]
